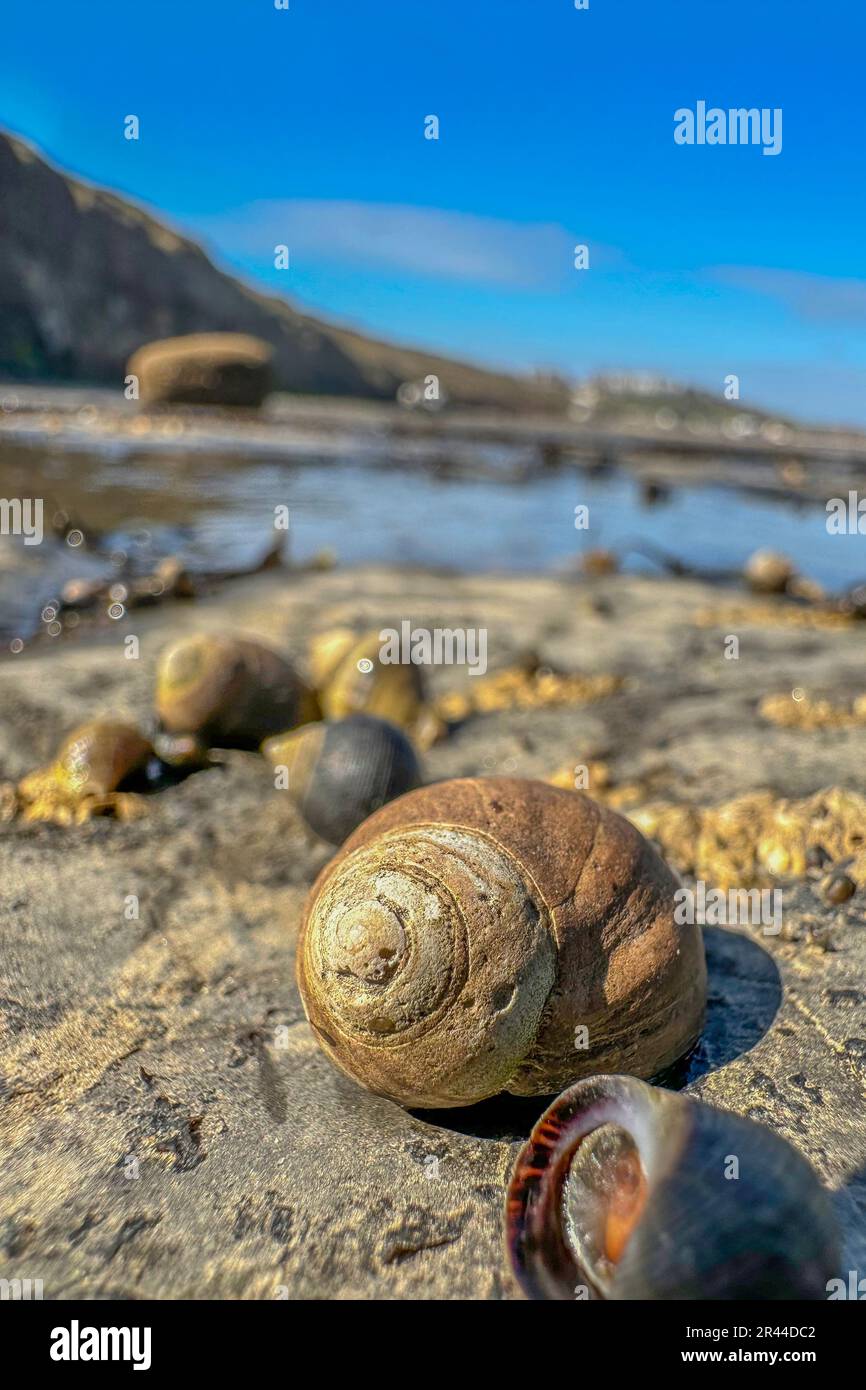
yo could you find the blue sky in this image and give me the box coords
[2,0,864,424]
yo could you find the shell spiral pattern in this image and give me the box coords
[298,777,707,1109]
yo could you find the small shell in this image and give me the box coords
[298,777,706,1109]
[155,634,319,752]
[151,731,211,770]
[308,628,357,688]
[507,1075,840,1300]
[821,870,856,905]
[151,556,195,599]
[841,583,866,619]
[18,720,152,824]
[744,549,795,595]
[317,630,426,730]
[262,715,422,846]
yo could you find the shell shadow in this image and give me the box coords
[676,925,783,1088]
[414,926,782,1143]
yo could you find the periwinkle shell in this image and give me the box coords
[155,634,319,751]
[298,778,706,1109]
[262,714,422,845]
[20,720,152,801]
[506,1074,840,1301]
[744,549,795,595]
[307,628,357,688]
[317,630,426,730]
[18,719,153,823]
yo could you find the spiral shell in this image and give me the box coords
[262,714,422,846]
[155,634,319,752]
[506,1075,840,1300]
[18,720,153,824]
[298,777,706,1109]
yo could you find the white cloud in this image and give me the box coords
[198,200,617,289]
[711,266,866,325]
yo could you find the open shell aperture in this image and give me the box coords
[297,777,706,1109]
[506,1074,841,1300]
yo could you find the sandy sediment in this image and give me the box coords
[1,566,865,1298]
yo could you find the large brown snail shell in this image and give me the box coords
[155,634,319,755]
[262,714,422,846]
[18,720,153,824]
[297,777,706,1109]
[506,1075,840,1300]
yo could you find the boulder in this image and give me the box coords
[128,333,273,407]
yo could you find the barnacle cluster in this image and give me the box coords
[630,786,866,889]
[548,760,865,891]
[434,666,624,723]
[759,689,866,730]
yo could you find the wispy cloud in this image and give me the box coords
[711,266,866,326]
[198,200,619,289]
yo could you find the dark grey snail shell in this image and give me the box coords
[506,1074,840,1301]
[262,714,422,845]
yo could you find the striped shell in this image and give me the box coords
[262,714,422,845]
[506,1075,840,1300]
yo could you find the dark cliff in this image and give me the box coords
[0,130,565,411]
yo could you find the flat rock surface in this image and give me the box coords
[1,567,865,1298]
